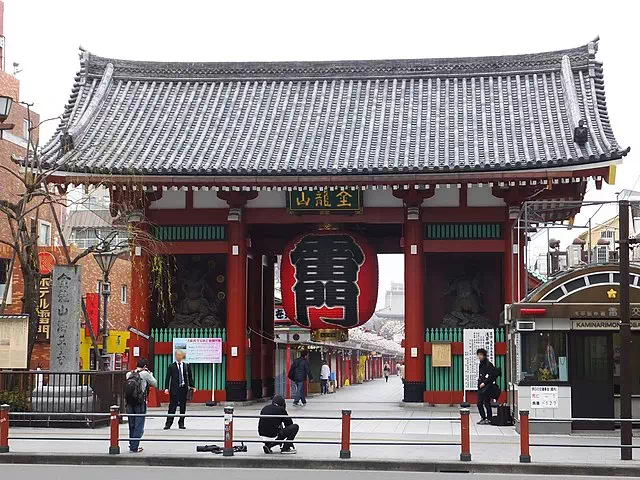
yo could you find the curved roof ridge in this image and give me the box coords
[82,43,593,81]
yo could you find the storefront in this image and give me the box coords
[508,264,640,433]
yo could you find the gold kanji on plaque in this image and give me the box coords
[335,190,353,208]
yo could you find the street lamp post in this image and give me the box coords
[94,249,123,370]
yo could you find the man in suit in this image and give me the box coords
[164,349,196,429]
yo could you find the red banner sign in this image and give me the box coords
[85,293,100,338]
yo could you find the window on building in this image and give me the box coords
[121,284,127,304]
[595,246,609,263]
[38,221,52,246]
[97,280,102,294]
[600,229,616,239]
[23,119,31,140]
[0,258,11,304]
[520,331,568,383]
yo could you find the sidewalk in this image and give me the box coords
[2,377,639,474]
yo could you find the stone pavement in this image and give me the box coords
[4,376,640,468]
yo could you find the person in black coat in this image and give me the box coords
[288,351,313,406]
[258,395,299,454]
[163,349,196,429]
[476,348,499,425]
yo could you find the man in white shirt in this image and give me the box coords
[320,360,331,395]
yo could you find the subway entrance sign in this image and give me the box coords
[287,189,362,214]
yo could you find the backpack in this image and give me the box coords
[287,362,296,381]
[124,370,146,406]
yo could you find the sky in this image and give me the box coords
[3,0,638,304]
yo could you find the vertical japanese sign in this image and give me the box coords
[463,329,495,391]
[287,188,362,213]
[36,275,52,342]
[36,251,56,343]
[50,265,82,372]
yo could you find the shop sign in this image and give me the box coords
[431,343,452,368]
[35,275,52,342]
[463,329,494,391]
[571,319,640,330]
[172,337,222,363]
[274,307,288,323]
[287,188,362,214]
[530,385,558,409]
[84,293,99,338]
[311,329,348,343]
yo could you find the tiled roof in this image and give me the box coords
[41,40,628,177]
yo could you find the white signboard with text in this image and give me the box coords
[172,337,222,364]
[0,315,29,369]
[463,329,495,391]
[530,385,558,409]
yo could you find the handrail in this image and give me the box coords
[0,403,469,461]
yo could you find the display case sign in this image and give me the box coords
[287,188,362,213]
[463,329,495,391]
[172,337,222,363]
[0,315,29,369]
[530,385,558,409]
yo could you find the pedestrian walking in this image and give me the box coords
[476,348,500,425]
[124,358,157,453]
[383,363,390,383]
[399,362,405,383]
[288,350,313,406]
[163,349,196,429]
[258,395,299,454]
[320,360,331,395]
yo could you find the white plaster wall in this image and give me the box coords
[362,189,404,207]
[149,190,186,209]
[193,190,230,209]
[467,185,506,207]
[246,191,286,208]
[423,187,459,207]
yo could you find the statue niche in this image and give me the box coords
[440,269,492,329]
[169,258,224,328]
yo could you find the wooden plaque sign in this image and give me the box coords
[432,342,452,368]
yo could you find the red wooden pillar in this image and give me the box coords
[262,255,275,398]
[129,223,151,361]
[225,218,248,401]
[248,254,263,399]
[403,204,426,402]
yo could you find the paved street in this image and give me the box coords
[6,377,640,467]
[2,465,638,480]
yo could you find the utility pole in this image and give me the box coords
[618,199,632,460]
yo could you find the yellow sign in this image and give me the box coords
[432,343,452,368]
[287,188,362,213]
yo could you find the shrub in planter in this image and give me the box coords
[0,390,30,412]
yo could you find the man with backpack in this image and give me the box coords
[476,348,501,425]
[125,358,157,453]
[288,351,313,407]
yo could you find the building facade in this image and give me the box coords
[39,40,627,402]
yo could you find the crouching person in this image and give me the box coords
[258,395,299,454]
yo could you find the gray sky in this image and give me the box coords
[5,0,637,301]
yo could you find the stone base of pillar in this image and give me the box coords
[226,381,247,402]
[251,379,263,399]
[403,381,425,403]
[263,378,275,398]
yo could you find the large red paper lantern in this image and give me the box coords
[280,229,378,330]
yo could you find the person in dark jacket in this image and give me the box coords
[163,349,196,429]
[476,348,499,424]
[288,351,313,407]
[258,395,299,454]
